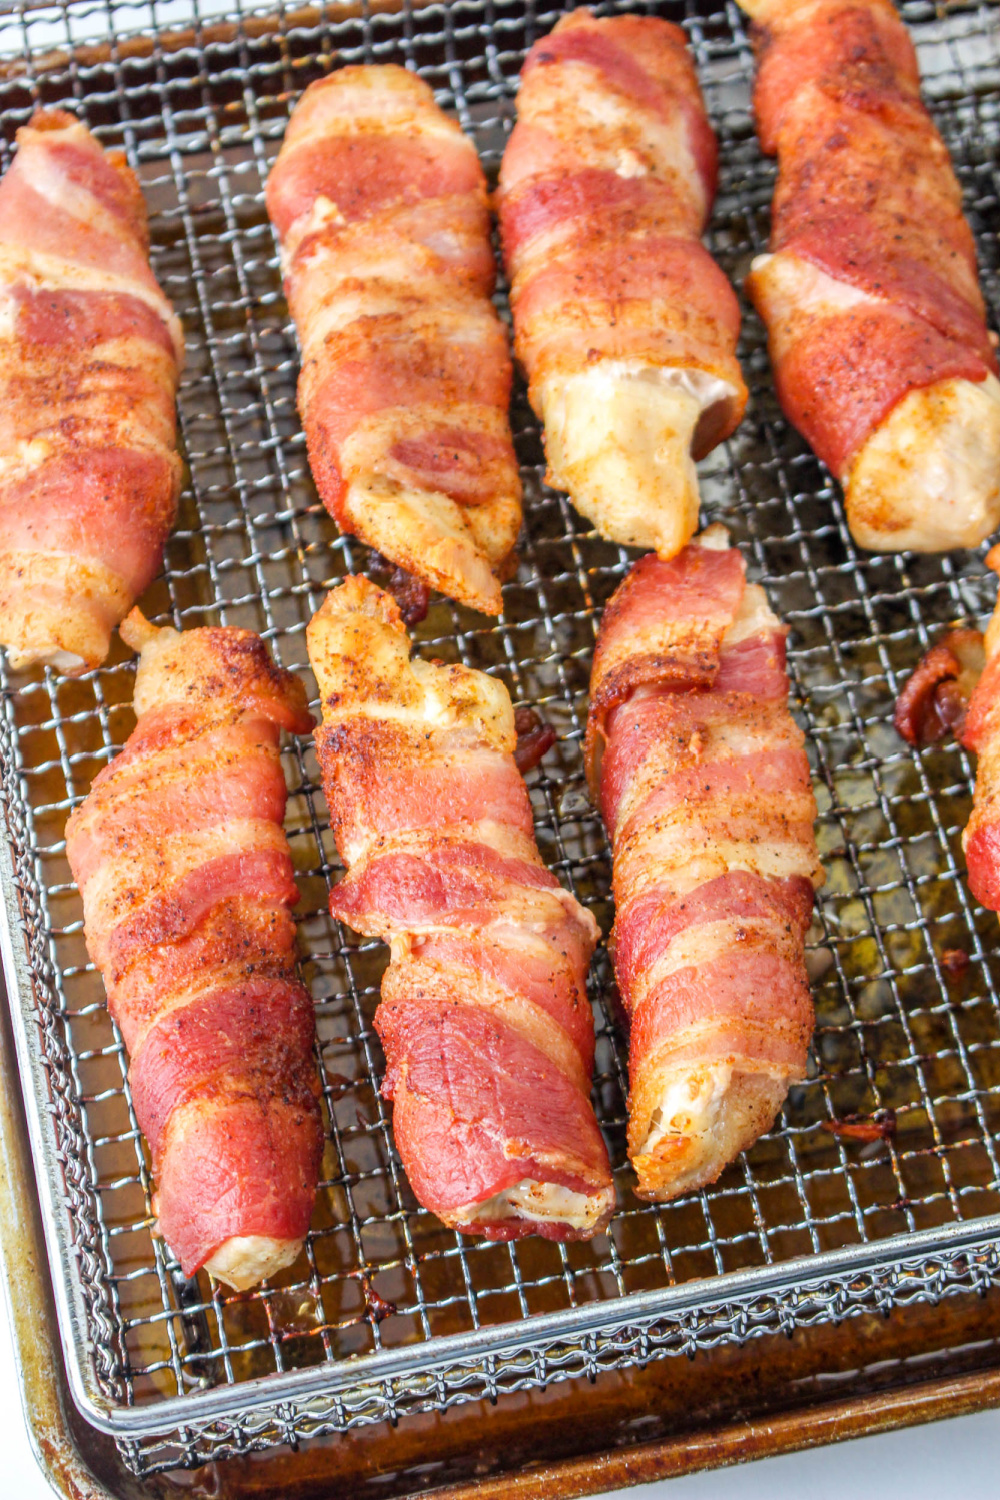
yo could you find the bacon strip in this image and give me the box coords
[742,0,1000,552]
[498,9,747,559]
[267,67,521,616]
[309,577,614,1240]
[585,526,824,1199]
[940,548,1000,910]
[893,629,984,748]
[65,613,322,1288]
[893,597,1000,913]
[0,110,183,673]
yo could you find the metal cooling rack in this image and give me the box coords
[2,0,1000,1477]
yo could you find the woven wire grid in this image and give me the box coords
[2,0,1000,1475]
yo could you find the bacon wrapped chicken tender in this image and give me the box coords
[65,614,322,1288]
[267,68,521,615]
[498,10,747,558]
[309,577,615,1238]
[743,0,1000,552]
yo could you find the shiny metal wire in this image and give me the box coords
[2,0,1000,1474]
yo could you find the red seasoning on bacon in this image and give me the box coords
[742,0,1000,552]
[308,577,614,1239]
[498,9,747,558]
[585,526,824,1199]
[0,110,183,673]
[267,68,521,616]
[65,614,322,1289]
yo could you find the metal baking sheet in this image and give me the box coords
[2,0,1000,1476]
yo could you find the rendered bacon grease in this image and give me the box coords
[309,578,615,1239]
[742,0,1000,552]
[0,110,183,673]
[65,614,322,1289]
[498,9,747,559]
[585,527,824,1199]
[267,67,521,615]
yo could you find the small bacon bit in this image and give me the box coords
[941,947,971,979]
[893,629,985,746]
[368,553,431,626]
[821,1109,896,1142]
[357,1271,396,1324]
[513,706,557,773]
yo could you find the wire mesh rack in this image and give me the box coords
[2,0,1000,1477]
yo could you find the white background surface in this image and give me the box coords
[1,1268,998,1498]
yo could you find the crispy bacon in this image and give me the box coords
[513,706,557,774]
[498,9,747,559]
[0,110,183,673]
[65,612,322,1289]
[585,526,824,1200]
[954,548,1000,911]
[308,577,614,1240]
[266,67,521,616]
[742,0,1000,552]
[893,629,984,747]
